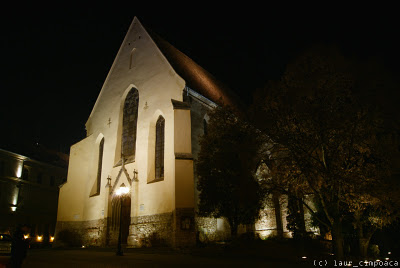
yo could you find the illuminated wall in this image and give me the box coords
[0,148,67,242]
[56,17,196,247]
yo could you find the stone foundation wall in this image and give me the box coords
[128,209,196,248]
[196,217,230,243]
[106,218,120,247]
[128,212,173,247]
[54,218,107,247]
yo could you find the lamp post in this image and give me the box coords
[115,183,130,256]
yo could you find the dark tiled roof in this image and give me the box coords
[147,29,245,112]
[0,144,69,169]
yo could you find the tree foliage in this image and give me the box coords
[196,107,265,236]
[250,45,400,258]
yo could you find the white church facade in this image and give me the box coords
[55,17,302,248]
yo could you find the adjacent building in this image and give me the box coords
[0,147,67,244]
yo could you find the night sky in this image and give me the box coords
[1,6,399,154]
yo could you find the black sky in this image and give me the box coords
[1,6,399,154]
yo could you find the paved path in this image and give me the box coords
[0,247,310,267]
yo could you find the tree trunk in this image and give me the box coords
[331,219,344,259]
[358,228,376,258]
[297,197,306,237]
[359,238,370,258]
[273,192,284,238]
[355,212,376,258]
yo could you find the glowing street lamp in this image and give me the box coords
[115,183,130,256]
[115,183,130,196]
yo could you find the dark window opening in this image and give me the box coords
[90,137,104,197]
[155,116,165,180]
[96,138,104,193]
[122,88,139,161]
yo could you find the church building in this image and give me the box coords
[55,17,298,248]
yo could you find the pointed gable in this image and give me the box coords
[86,17,244,135]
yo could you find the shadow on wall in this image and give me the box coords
[55,229,82,247]
[140,232,169,247]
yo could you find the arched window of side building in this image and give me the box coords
[90,137,104,197]
[155,116,165,181]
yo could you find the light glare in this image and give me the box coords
[116,184,129,196]
[16,162,23,178]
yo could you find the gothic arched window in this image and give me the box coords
[155,116,165,180]
[122,88,139,160]
[96,138,104,192]
[90,137,104,197]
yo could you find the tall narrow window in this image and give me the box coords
[155,116,165,180]
[122,88,139,161]
[129,48,136,69]
[203,119,208,135]
[96,138,104,192]
[90,137,104,197]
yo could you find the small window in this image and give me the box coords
[129,48,136,69]
[155,116,165,181]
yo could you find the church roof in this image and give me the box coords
[146,28,244,112]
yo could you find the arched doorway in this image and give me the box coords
[121,196,131,244]
[111,195,131,245]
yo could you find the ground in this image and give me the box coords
[5,238,392,267]
[0,239,319,267]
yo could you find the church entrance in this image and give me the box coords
[121,196,131,244]
[110,195,131,245]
